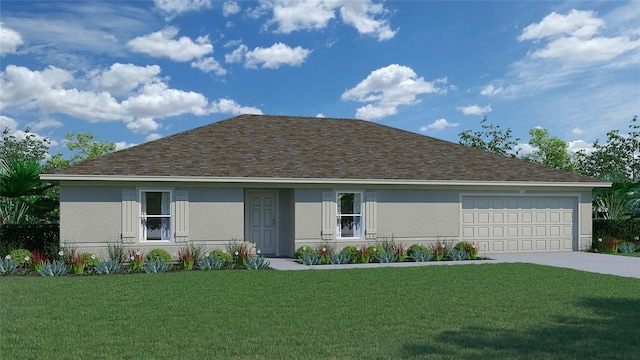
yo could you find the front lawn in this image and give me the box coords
[619,252,640,257]
[1,264,639,359]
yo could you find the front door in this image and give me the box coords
[246,190,278,255]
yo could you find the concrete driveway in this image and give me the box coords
[269,252,640,279]
[490,252,640,279]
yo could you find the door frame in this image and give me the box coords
[244,189,280,256]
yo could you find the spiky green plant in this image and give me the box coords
[96,260,122,275]
[376,251,397,263]
[39,260,67,276]
[300,253,321,265]
[198,255,224,270]
[0,256,18,275]
[246,256,270,270]
[411,249,433,262]
[329,252,350,264]
[143,259,169,273]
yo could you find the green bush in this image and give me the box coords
[9,248,31,267]
[293,246,317,260]
[80,253,100,269]
[0,224,59,254]
[209,249,232,265]
[593,219,640,243]
[407,244,428,257]
[147,249,173,264]
[454,241,478,260]
[367,245,384,262]
[340,246,359,264]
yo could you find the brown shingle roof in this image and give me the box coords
[49,114,599,183]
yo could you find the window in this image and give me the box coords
[337,192,363,238]
[140,191,171,241]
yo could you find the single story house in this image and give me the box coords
[42,115,607,257]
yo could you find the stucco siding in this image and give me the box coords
[59,186,122,246]
[294,188,323,241]
[376,189,459,240]
[579,190,593,250]
[188,187,244,242]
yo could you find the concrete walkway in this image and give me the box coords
[267,252,640,279]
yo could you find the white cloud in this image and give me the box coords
[28,118,63,132]
[519,9,640,63]
[224,39,243,48]
[209,98,263,115]
[457,104,492,116]
[191,57,227,76]
[341,64,445,120]
[515,143,537,156]
[567,139,595,154]
[0,23,23,55]
[225,44,248,63]
[339,1,397,41]
[126,117,160,133]
[315,113,325,118]
[91,63,161,95]
[0,115,18,132]
[262,0,396,41]
[222,1,241,17]
[154,0,212,19]
[519,10,603,41]
[419,119,459,132]
[1,64,260,128]
[145,133,163,142]
[242,42,312,69]
[114,141,137,151]
[127,27,213,62]
[571,127,584,135]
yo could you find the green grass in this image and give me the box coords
[1,264,639,359]
[618,252,640,257]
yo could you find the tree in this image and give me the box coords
[459,117,520,158]
[0,159,56,224]
[0,127,49,164]
[522,127,575,172]
[44,132,116,170]
[575,116,639,182]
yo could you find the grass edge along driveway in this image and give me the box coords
[1,263,639,360]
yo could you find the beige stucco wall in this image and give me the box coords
[376,189,459,241]
[188,187,244,243]
[579,190,593,250]
[293,188,323,241]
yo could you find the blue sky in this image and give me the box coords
[1,0,639,158]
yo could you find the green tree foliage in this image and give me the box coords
[522,127,575,172]
[575,116,639,182]
[458,117,520,158]
[0,128,49,163]
[0,159,56,224]
[45,132,116,170]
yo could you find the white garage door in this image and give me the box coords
[461,196,576,253]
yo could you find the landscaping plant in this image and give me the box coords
[128,250,144,273]
[603,237,620,254]
[293,245,317,260]
[246,256,270,270]
[340,246,359,264]
[1,255,18,275]
[146,248,174,264]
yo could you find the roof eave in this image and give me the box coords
[40,174,611,188]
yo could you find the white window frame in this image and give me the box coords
[139,189,173,242]
[336,191,364,239]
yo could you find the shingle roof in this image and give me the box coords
[49,114,599,183]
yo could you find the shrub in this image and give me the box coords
[618,241,637,253]
[300,253,321,265]
[603,237,620,254]
[227,240,256,267]
[80,253,99,273]
[412,249,433,262]
[367,245,383,262]
[593,219,640,243]
[128,250,144,273]
[183,242,205,262]
[96,260,122,275]
[1,255,18,275]
[0,224,59,254]
[407,244,428,257]
[329,252,350,264]
[39,260,67,276]
[246,256,270,270]
[448,248,469,261]
[393,244,407,262]
[143,259,169,273]
[9,248,31,267]
[317,244,332,264]
[356,246,371,264]
[29,250,48,272]
[429,242,448,261]
[107,242,127,264]
[209,249,232,265]
[455,241,478,260]
[377,237,396,252]
[293,246,317,260]
[376,251,397,263]
[178,247,196,270]
[340,246,359,264]
[147,249,173,264]
[199,255,224,270]
[68,250,86,275]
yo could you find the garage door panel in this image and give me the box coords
[461,196,576,253]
